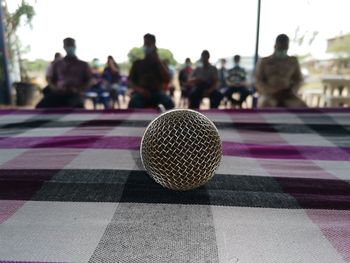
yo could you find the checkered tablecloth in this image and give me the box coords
[0,108,349,263]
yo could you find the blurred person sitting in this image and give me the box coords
[45,52,62,83]
[188,50,223,109]
[43,52,63,97]
[162,58,176,98]
[255,34,307,108]
[102,56,124,107]
[217,58,230,107]
[225,55,251,108]
[86,58,110,109]
[128,33,174,110]
[36,38,92,108]
[178,58,193,107]
[218,58,228,90]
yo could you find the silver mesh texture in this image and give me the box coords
[141,109,222,191]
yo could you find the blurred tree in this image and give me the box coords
[127,47,144,64]
[327,33,350,69]
[22,58,49,73]
[118,62,131,75]
[292,26,318,62]
[157,48,177,65]
[127,47,177,65]
[3,0,35,81]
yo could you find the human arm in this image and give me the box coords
[101,68,111,84]
[203,67,219,96]
[178,70,185,86]
[255,58,271,94]
[128,60,151,98]
[289,57,303,92]
[159,60,171,86]
[47,62,58,87]
[187,68,202,86]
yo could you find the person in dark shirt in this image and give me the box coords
[42,52,62,97]
[36,37,92,108]
[188,50,223,109]
[225,55,251,107]
[102,56,123,107]
[218,58,228,89]
[85,58,110,109]
[178,58,193,107]
[102,56,121,85]
[128,33,174,110]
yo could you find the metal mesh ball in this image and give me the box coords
[140,109,222,191]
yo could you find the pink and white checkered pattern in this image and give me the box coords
[0,108,349,263]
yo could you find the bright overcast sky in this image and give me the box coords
[8,0,350,64]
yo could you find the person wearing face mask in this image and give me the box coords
[36,37,92,108]
[178,58,193,107]
[188,50,223,109]
[128,33,174,110]
[224,55,252,108]
[102,56,123,107]
[255,34,307,108]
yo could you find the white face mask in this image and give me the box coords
[275,49,288,59]
[142,46,155,55]
[65,47,76,57]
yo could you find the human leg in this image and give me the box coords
[224,86,240,107]
[128,92,147,108]
[209,90,223,108]
[282,92,308,108]
[36,92,84,108]
[257,94,279,108]
[155,91,175,110]
[189,87,204,109]
[237,86,251,104]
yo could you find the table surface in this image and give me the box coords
[0,108,349,263]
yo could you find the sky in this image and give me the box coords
[7,0,350,65]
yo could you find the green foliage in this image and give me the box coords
[292,27,319,62]
[158,48,177,65]
[3,0,36,81]
[293,27,318,47]
[328,34,350,59]
[327,34,350,71]
[22,59,49,73]
[296,53,312,63]
[118,62,131,75]
[127,47,177,65]
[5,0,35,32]
[127,47,144,64]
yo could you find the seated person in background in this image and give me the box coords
[37,37,92,108]
[86,58,110,109]
[128,33,174,110]
[255,34,307,108]
[43,52,62,97]
[45,52,62,84]
[102,56,122,107]
[178,58,193,107]
[162,58,176,98]
[225,55,251,107]
[188,50,223,109]
[218,58,228,91]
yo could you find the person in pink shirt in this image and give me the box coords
[36,38,92,108]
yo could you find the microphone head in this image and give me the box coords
[140,109,222,191]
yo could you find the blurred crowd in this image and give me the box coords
[37,33,306,110]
